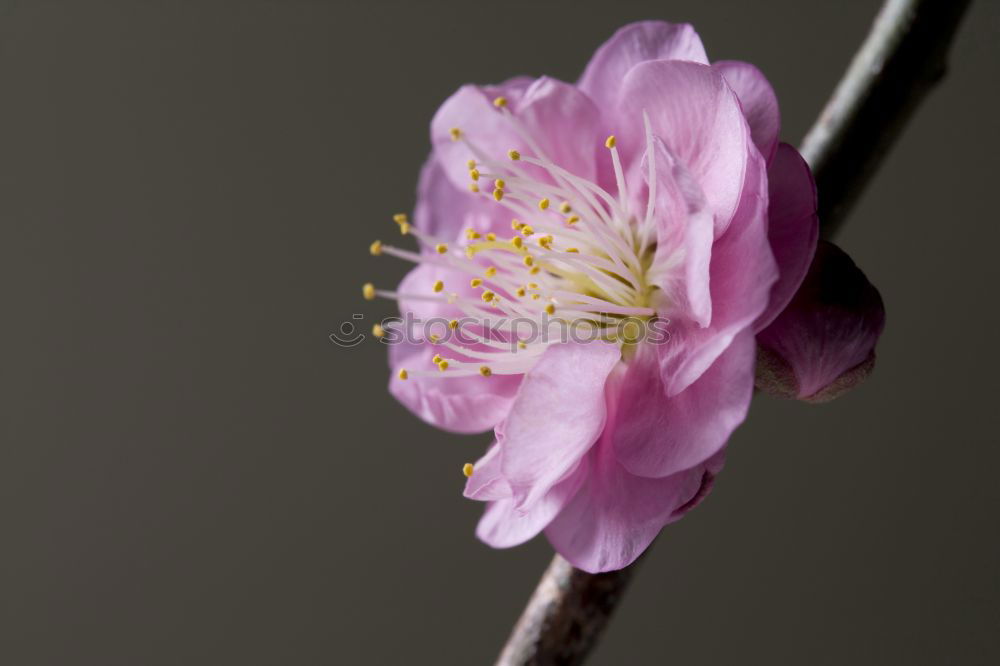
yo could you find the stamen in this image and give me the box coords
[369,107,663,387]
[462,462,474,477]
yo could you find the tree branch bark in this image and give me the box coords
[494,1,971,664]
[801,0,971,238]
[494,554,643,666]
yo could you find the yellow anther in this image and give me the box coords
[518,341,527,349]
[481,290,495,302]
[479,366,492,377]
[538,235,553,249]
[429,334,441,343]
[466,228,481,240]
[566,215,580,225]
[523,255,534,267]
[432,354,443,364]
[494,179,505,190]
[362,283,376,300]
[508,149,521,161]
[493,188,504,202]
[515,286,526,297]
[529,266,541,275]
[512,219,523,231]
[372,323,385,338]
[493,96,508,108]
[566,247,580,253]
[432,280,444,293]
[398,368,408,380]
[369,240,383,256]
[399,222,411,235]
[467,159,476,169]
[528,283,539,289]
[559,202,572,213]
[435,243,448,254]
[511,236,523,249]
[437,360,449,371]
[605,135,616,149]
[470,278,483,287]
[469,168,480,181]
[530,293,540,300]
[486,232,496,241]
[545,303,556,315]
[448,319,459,330]
[538,198,550,210]
[521,225,534,236]
[462,462,475,477]
[393,213,409,225]
[484,266,497,277]
[449,127,462,141]
[469,183,480,193]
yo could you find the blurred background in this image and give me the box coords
[2,1,998,664]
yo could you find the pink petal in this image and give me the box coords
[388,264,523,434]
[498,342,621,511]
[395,262,474,325]
[613,331,755,478]
[714,61,780,164]
[389,341,522,434]
[756,241,885,402]
[430,76,601,192]
[463,443,509,502]
[657,148,777,396]
[615,60,751,232]
[413,155,508,245]
[544,367,726,573]
[755,143,819,330]
[475,465,585,549]
[640,135,715,327]
[578,21,708,110]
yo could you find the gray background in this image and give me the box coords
[2,1,998,664]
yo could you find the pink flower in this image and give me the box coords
[366,21,885,572]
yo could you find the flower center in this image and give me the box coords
[365,97,669,380]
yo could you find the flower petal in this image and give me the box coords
[430,76,601,192]
[389,341,522,434]
[657,148,777,396]
[616,60,751,232]
[756,241,885,402]
[545,366,726,572]
[714,61,780,164]
[754,143,819,330]
[413,155,508,244]
[475,465,585,549]
[579,21,709,110]
[498,341,621,511]
[640,134,715,327]
[463,442,509,501]
[613,331,755,478]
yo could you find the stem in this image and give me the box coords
[495,1,971,664]
[800,0,971,238]
[495,554,643,666]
